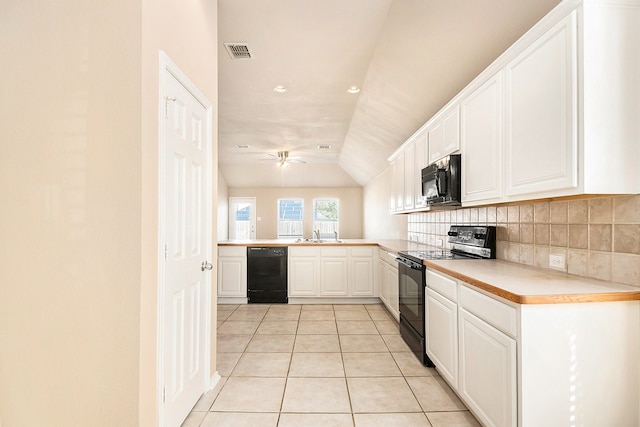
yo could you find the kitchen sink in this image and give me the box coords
[294,238,344,244]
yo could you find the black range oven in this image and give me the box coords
[397,225,496,366]
[397,254,434,366]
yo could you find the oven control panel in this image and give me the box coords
[447,226,494,247]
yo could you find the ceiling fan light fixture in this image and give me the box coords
[346,86,360,94]
[273,85,288,93]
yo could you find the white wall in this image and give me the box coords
[0,1,142,425]
[228,187,363,239]
[363,168,407,240]
[0,1,218,426]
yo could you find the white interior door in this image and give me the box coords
[229,197,256,239]
[160,53,212,427]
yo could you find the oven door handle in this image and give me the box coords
[396,257,423,270]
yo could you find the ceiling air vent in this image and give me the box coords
[224,43,252,60]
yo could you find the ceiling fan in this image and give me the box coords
[259,151,306,168]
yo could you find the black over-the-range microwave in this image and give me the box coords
[421,154,461,208]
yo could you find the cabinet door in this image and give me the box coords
[505,11,578,197]
[289,256,317,296]
[425,288,458,388]
[394,152,405,213]
[378,260,388,306]
[388,158,399,212]
[351,256,375,297]
[461,72,503,204]
[459,308,516,427]
[413,130,428,208]
[386,265,399,320]
[403,142,415,211]
[428,106,460,164]
[217,257,247,297]
[319,258,348,296]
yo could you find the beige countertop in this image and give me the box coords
[218,239,381,247]
[217,240,640,304]
[425,259,640,304]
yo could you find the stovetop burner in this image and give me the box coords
[401,250,468,261]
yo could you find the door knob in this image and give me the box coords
[201,261,213,271]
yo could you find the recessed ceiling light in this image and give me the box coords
[273,85,288,93]
[346,86,360,94]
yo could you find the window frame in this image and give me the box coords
[276,198,304,239]
[312,198,339,240]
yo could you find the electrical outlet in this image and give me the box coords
[549,254,566,271]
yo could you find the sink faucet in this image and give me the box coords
[334,230,338,241]
[314,230,320,241]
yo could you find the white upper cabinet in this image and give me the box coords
[395,151,405,211]
[403,142,415,211]
[504,11,578,197]
[413,130,428,209]
[428,106,460,164]
[388,0,640,209]
[388,157,400,213]
[461,72,504,205]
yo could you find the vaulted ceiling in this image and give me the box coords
[217,0,561,188]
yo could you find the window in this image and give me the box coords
[313,199,339,239]
[277,199,304,239]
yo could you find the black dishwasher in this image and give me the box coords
[247,247,288,304]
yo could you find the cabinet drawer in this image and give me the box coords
[385,251,398,266]
[351,247,374,257]
[289,246,317,257]
[459,285,517,338]
[320,247,348,257]
[426,269,457,301]
[218,246,247,257]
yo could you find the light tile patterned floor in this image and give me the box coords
[182,303,481,427]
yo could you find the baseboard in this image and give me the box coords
[208,371,222,391]
[288,297,382,305]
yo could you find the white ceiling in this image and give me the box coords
[218,0,561,188]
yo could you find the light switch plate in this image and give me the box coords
[549,254,566,271]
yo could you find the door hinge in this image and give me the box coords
[163,386,166,403]
[164,244,168,260]
[164,97,176,118]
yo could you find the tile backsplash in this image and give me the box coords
[408,195,640,287]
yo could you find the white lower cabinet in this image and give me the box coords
[351,247,376,297]
[288,247,318,297]
[458,308,517,427]
[289,245,376,300]
[426,269,517,427]
[217,246,247,303]
[377,249,399,320]
[386,264,399,319]
[425,288,458,388]
[319,247,349,296]
[426,268,640,427]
